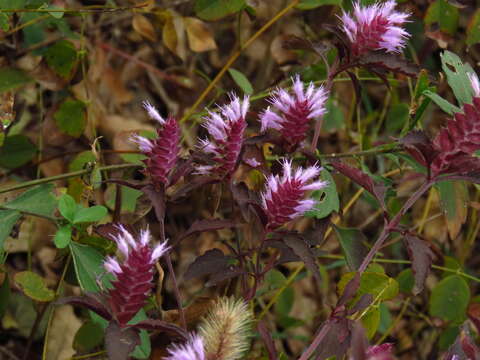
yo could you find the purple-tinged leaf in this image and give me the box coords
[313,318,353,360]
[348,294,373,316]
[177,219,236,244]
[334,226,368,271]
[330,161,386,209]
[283,234,321,283]
[105,321,140,360]
[258,320,278,360]
[56,294,112,321]
[170,176,220,201]
[169,157,194,187]
[206,267,244,287]
[338,273,360,307]
[94,222,136,243]
[346,71,362,105]
[350,322,368,360]
[134,319,187,339]
[366,343,395,360]
[141,184,165,221]
[282,34,330,57]
[184,248,234,281]
[400,130,438,169]
[403,234,435,295]
[443,324,480,360]
[358,52,419,78]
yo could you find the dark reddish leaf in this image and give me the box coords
[346,71,362,105]
[241,144,267,172]
[312,318,353,360]
[169,157,194,187]
[142,184,165,221]
[282,34,330,57]
[94,222,136,243]
[105,321,140,360]
[184,248,234,281]
[56,294,111,321]
[333,226,369,271]
[258,320,278,360]
[176,219,236,245]
[283,234,321,283]
[348,294,373,316]
[134,319,187,339]
[206,267,244,287]
[349,322,368,360]
[330,161,386,209]
[338,273,360,306]
[400,130,438,168]
[170,176,220,201]
[357,52,419,77]
[443,324,480,360]
[303,217,331,247]
[403,234,435,295]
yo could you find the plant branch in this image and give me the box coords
[180,0,300,123]
[0,4,146,13]
[0,163,140,194]
[298,321,331,360]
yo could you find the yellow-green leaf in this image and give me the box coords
[14,271,55,302]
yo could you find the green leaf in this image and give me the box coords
[467,10,480,46]
[338,271,399,302]
[0,68,32,93]
[105,185,143,214]
[322,97,345,132]
[396,268,415,294]
[296,0,342,10]
[3,184,57,218]
[424,0,459,35]
[69,242,111,293]
[45,40,77,78]
[414,69,430,101]
[305,169,339,219]
[0,275,10,319]
[423,90,460,115]
[440,50,476,106]
[386,103,409,134]
[195,0,245,21]
[228,68,253,95]
[0,134,37,169]
[54,225,72,249]
[0,210,21,253]
[429,275,470,323]
[436,180,467,240]
[361,306,380,339]
[54,99,86,137]
[73,205,107,224]
[333,226,368,271]
[14,271,55,302]
[58,194,77,222]
[73,321,104,353]
[0,13,9,31]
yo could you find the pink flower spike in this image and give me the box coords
[132,102,180,187]
[340,1,410,57]
[261,160,328,231]
[468,72,480,98]
[366,343,395,360]
[260,75,328,149]
[196,94,250,178]
[165,333,206,360]
[105,226,168,327]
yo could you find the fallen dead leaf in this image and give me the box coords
[133,14,158,42]
[45,305,83,360]
[184,17,217,52]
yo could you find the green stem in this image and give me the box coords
[0,163,140,194]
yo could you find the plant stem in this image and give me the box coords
[357,180,433,274]
[0,4,146,13]
[0,163,140,194]
[298,321,331,360]
[180,0,300,123]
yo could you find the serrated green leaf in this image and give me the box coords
[429,275,470,323]
[45,40,77,78]
[296,0,342,10]
[305,169,339,219]
[73,205,107,224]
[423,90,460,115]
[58,194,77,222]
[0,68,32,93]
[3,184,57,218]
[467,10,480,46]
[54,99,86,137]
[0,134,37,169]
[228,68,253,95]
[440,51,476,106]
[54,225,72,249]
[0,210,21,253]
[194,0,245,21]
[14,271,55,302]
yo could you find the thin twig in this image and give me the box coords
[0,4,146,13]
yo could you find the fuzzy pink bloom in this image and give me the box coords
[260,75,328,149]
[468,72,480,98]
[104,225,169,327]
[366,343,395,360]
[131,101,180,187]
[196,94,250,178]
[340,1,410,57]
[164,333,205,360]
[261,160,327,231]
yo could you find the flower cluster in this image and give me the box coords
[261,160,328,231]
[132,101,180,187]
[366,343,396,360]
[164,334,205,360]
[196,94,250,178]
[340,1,410,57]
[104,225,169,327]
[260,75,328,150]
